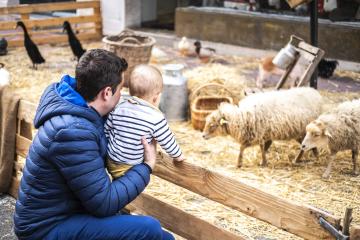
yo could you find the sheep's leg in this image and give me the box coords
[322,154,336,179]
[352,150,359,175]
[293,150,304,164]
[293,138,305,164]
[264,140,272,152]
[260,143,268,167]
[237,145,247,168]
[312,148,319,159]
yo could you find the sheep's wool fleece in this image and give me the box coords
[221,87,323,144]
[318,99,360,152]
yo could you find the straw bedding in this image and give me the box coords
[2,42,359,239]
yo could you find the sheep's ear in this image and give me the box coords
[324,129,332,138]
[219,118,228,126]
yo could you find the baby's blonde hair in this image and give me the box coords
[129,65,163,98]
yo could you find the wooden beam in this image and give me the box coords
[8,176,20,199]
[0,1,100,15]
[8,32,101,47]
[298,41,320,55]
[1,25,98,38]
[129,193,243,240]
[0,15,101,31]
[20,13,29,20]
[18,100,36,123]
[16,134,31,158]
[13,160,24,174]
[153,152,341,240]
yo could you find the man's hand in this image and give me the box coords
[141,137,157,170]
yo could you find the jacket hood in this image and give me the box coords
[34,75,102,129]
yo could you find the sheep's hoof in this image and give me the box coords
[292,160,299,165]
[322,172,330,179]
[237,163,243,168]
[259,162,268,167]
[351,170,359,176]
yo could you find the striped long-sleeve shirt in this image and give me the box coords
[104,96,182,165]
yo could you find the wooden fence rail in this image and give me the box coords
[0,1,101,47]
[8,100,360,240]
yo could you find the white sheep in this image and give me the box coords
[202,87,323,167]
[0,63,10,87]
[301,99,360,178]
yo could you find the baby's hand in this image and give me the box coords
[173,155,185,162]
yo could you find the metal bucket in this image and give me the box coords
[159,64,188,121]
[272,44,297,70]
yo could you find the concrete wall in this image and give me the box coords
[157,0,177,16]
[0,0,19,7]
[125,0,141,28]
[141,0,157,22]
[175,7,360,62]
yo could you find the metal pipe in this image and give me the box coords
[310,0,318,89]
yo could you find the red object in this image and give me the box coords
[318,0,324,13]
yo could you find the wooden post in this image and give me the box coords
[309,0,318,89]
[93,3,102,36]
[342,208,353,236]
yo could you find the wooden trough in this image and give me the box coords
[0,0,102,47]
[7,99,360,239]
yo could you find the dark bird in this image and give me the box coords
[318,59,339,79]
[0,38,8,56]
[194,40,216,63]
[63,21,86,61]
[16,21,45,70]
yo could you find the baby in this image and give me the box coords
[104,64,184,178]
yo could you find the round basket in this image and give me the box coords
[102,30,156,87]
[190,83,234,131]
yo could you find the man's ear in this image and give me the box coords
[102,86,113,101]
[219,118,228,126]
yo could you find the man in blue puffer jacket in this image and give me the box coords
[13,49,174,240]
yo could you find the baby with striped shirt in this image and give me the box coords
[104,65,184,178]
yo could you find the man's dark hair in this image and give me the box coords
[75,49,128,101]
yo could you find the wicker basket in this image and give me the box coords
[102,30,156,87]
[190,83,234,131]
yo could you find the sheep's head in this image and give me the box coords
[301,120,331,151]
[202,103,232,140]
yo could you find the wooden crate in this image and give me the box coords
[0,0,101,47]
[9,99,360,240]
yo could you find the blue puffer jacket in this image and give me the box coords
[14,75,152,240]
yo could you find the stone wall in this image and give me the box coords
[176,7,360,62]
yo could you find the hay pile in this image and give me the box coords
[2,43,360,239]
[183,57,260,104]
[335,70,360,83]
